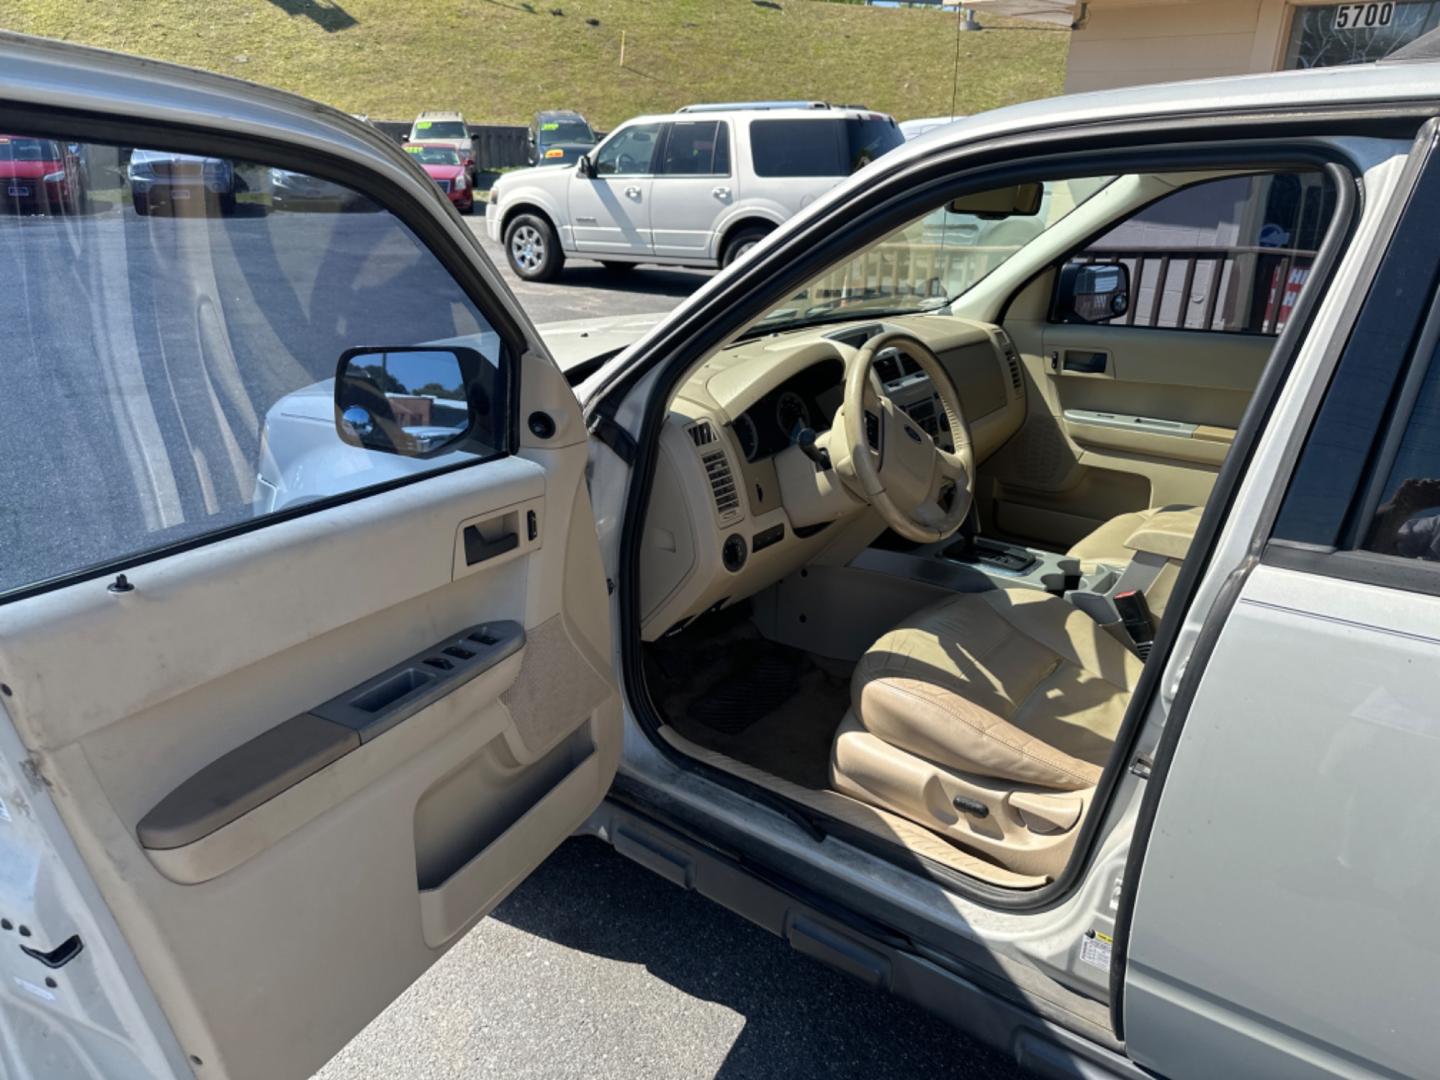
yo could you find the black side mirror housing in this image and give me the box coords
[1053,261,1130,324]
[334,345,496,458]
[577,153,596,179]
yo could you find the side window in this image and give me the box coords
[594,123,661,176]
[748,119,844,178]
[659,121,729,176]
[0,130,509,600]
[1364,346,1440,561]
[1056,170,1335,334]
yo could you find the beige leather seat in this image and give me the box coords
[1067,504,1201,568]
[831,587,1141,877]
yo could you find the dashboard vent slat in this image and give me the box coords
[701,449,741,519]
[1007,355,1022,392]
[689,421,717,447]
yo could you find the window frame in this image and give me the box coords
[1045,168,1334,337]
[0,102,528,607]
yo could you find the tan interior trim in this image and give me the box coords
[659,725,1048,890]
[1192,424,1237,444]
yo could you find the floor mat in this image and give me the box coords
[647,610,852,790]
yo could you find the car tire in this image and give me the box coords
[601,261,637,274]
[504,213,564,283]
[217,191,238,217]
[131,192,150,217]
[722,225,771,268]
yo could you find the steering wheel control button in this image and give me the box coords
[751,524,785,553]
[722,534,748,573]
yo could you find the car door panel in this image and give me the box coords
[0,420,619,1077]
[986,283,1270,549]
[568,177,653,254]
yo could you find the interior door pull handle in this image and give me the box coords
[463,527,518,566]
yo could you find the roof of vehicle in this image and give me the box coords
[536,109,588,122]
[413,110,465,122]
[614,106,898,129]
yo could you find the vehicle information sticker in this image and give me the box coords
[1080,930,1113,970]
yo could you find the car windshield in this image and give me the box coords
[749,176,1115,332]
[0,137,59,162]
[415,121,467,140]
[408,146,461,166]
[539,120,594,144]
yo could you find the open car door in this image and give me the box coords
[0,46,619,1080]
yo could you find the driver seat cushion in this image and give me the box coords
[851,589,1141,791]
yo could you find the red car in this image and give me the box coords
[404,141,472,213]
[0,134,84,214]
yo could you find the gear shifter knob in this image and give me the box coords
[796,427,831,471]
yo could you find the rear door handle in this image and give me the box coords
[463,526,518,566]
[712,185,731,199]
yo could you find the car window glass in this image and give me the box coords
[415,121,467,140]
[0,131,507,600]
[749,119,844,177]
[1056,170,1335,335]
[595,124,661,176]
[660,121,728,176]
[1364,347,1440,561]
[539,120,593,144]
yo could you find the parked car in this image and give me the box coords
[0,133,84,214]
[406,110,474,180]
[11,30,1440,1080]
[267,167,372,212]
[127,148,237,215]
[487,102,903,281]
[527,109,597,167]
[404,142,473,213]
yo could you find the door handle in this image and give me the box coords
[624,185,641,199]
[712,185,731,199]
[463,526,518,566]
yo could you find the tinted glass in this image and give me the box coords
[0,135,61,161]
[538,120,594,144]
[414,121,468,140]
[660,121,730,175]
[844,117,904,172]
[749,119,843,177]
[0,131,506,598]
[1060,171,1334,334]
[595,123,661,175]
[407,146,462,165]
[1364,347,1440,561]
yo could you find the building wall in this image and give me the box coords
[1063,0,1294,92]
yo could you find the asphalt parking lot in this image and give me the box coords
[315,837,1025,1080]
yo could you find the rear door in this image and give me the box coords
[0,106,619,1079]
[989,170,1333,550]
[1121,129,1440,1077]
[568,121,658,256]
[649,119,734,260]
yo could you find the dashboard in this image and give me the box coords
[639,314,1027,640]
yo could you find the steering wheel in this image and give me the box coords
[616,152,637,173]
[840,331,974,544]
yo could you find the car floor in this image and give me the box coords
[643,605,1047,891]
[646,605,853,791]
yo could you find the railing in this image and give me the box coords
[798,241,1019,307]
[1076,244,1318,335]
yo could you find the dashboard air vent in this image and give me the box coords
[689,421,718,447]
[702,449,741,521]
[1006,354,1022,392]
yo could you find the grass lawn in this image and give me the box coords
[1,0,1068,129]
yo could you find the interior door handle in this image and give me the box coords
[463,526,518,566]
[712,185,731,199]
[625,185,641,199]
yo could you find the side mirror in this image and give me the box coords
[577,153,596,179]
[334,345,492,457]
[1054,261,1130,324]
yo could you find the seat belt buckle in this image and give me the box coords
[1113,589,1155,660]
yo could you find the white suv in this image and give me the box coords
[486,101,902,281]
